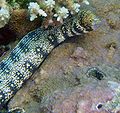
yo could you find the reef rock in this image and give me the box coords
[5,0,120,112]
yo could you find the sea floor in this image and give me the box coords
[0,0,120,112]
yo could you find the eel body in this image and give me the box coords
[0,10,100,108]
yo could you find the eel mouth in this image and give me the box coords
[92,18,104,30]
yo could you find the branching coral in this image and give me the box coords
[4,0,90,28]
[0,0,10,28]
[27,0,89,24]
[28,2,47,21]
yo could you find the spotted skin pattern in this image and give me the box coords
[0,10,99,109]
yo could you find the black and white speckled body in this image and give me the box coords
[0,10,100,109]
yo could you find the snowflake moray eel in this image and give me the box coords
[0,10,100,111]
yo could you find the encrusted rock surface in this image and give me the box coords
[2,0,120,112]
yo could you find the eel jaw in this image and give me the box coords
[91,18,102,30]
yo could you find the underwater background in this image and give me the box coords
[0,0,120,113]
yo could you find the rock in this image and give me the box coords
[7,0,120,112]
[8,9,42,39]
[0,25,17,45]
[39,81,115,113]
[0,45,10,57]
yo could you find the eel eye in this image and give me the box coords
[90,19,92,22]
